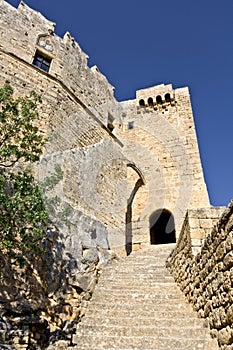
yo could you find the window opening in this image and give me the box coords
[148,97,153,106]
[139,99,145,106]
[165,93,171,103]
[156,95,162,105]
[128,121,134,130]
[107,113,114,132]
[33,51,51,72]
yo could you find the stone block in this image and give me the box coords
[223,251,233,269]
[218,326,233,346]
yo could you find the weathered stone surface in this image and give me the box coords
[168,201,233,350]
[73,244,217,350]
[218,327,233,346]
[0,0,211,252]
[0,1,231,349]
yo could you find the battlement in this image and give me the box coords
[0,5,224,349]
[136,83,173,100]
[136,84,189,109]
[0,0,210,255]
[0,0,118,125]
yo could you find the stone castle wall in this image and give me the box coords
[167,201,233,349]
[0,1,232,349]
[37,139,132,254]
[0,0,131,254]
[115,83,210,244]
[0,0,119,127]
[0,0,210,250]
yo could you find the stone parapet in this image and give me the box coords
[167,201,233,349]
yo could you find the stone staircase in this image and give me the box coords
[74,244,218,350]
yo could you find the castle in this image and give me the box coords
[0,1,232,349]
[0,0,211,254]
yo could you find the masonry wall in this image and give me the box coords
[37,139,132,255]
[0,3,133,346]
[0,0,211,251]
[167,201,233,349]
[0,0,119,129]
[115,83,210,246]
[0,1,231,349]
[0,0,132,248]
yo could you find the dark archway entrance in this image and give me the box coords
[150,209,176,244]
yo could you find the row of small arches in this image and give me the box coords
[139,93,174,107]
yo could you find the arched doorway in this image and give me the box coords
[149,209,176,244]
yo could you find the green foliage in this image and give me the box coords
[0,170,49,258]
[0,83,45,168]
[0,84,49,260]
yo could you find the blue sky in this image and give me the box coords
[6,0,233,206]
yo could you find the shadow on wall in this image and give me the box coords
[125,179,144,256]
[150,209,176,244]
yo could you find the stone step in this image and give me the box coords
[109,270,169,275]
[112,255,170,262]
[87,302,192,313]
[103,266,169,273]
[73,334,213,350]
[96,279,175,288]
[99,273,174,284]
[74,243,216,350]
[95,282,179,291]
[95,284,176,291]
[90,294,190,304]
[77,324,210,338]
[127,255,171,260]
[100,270,172,276]
[91,291,186,301]
[129,244,176,254]
[105,251,174,264]
[101,268,172,273]
[104,267,170,273]
[98,277,174,284]
[83,305,196,320]
[124,255,171,261]
[80,315,206,328]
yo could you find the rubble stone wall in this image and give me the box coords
[167,202,233,349]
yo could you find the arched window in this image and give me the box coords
[165,93,171,103]
[139,99,145,106]
[156,95,162,105]
[147,97,153,106]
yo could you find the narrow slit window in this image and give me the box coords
[128,121,134,130]
[33,51,51,73]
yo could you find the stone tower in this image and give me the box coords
[0,0,209,255]
[113,83,209,251]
